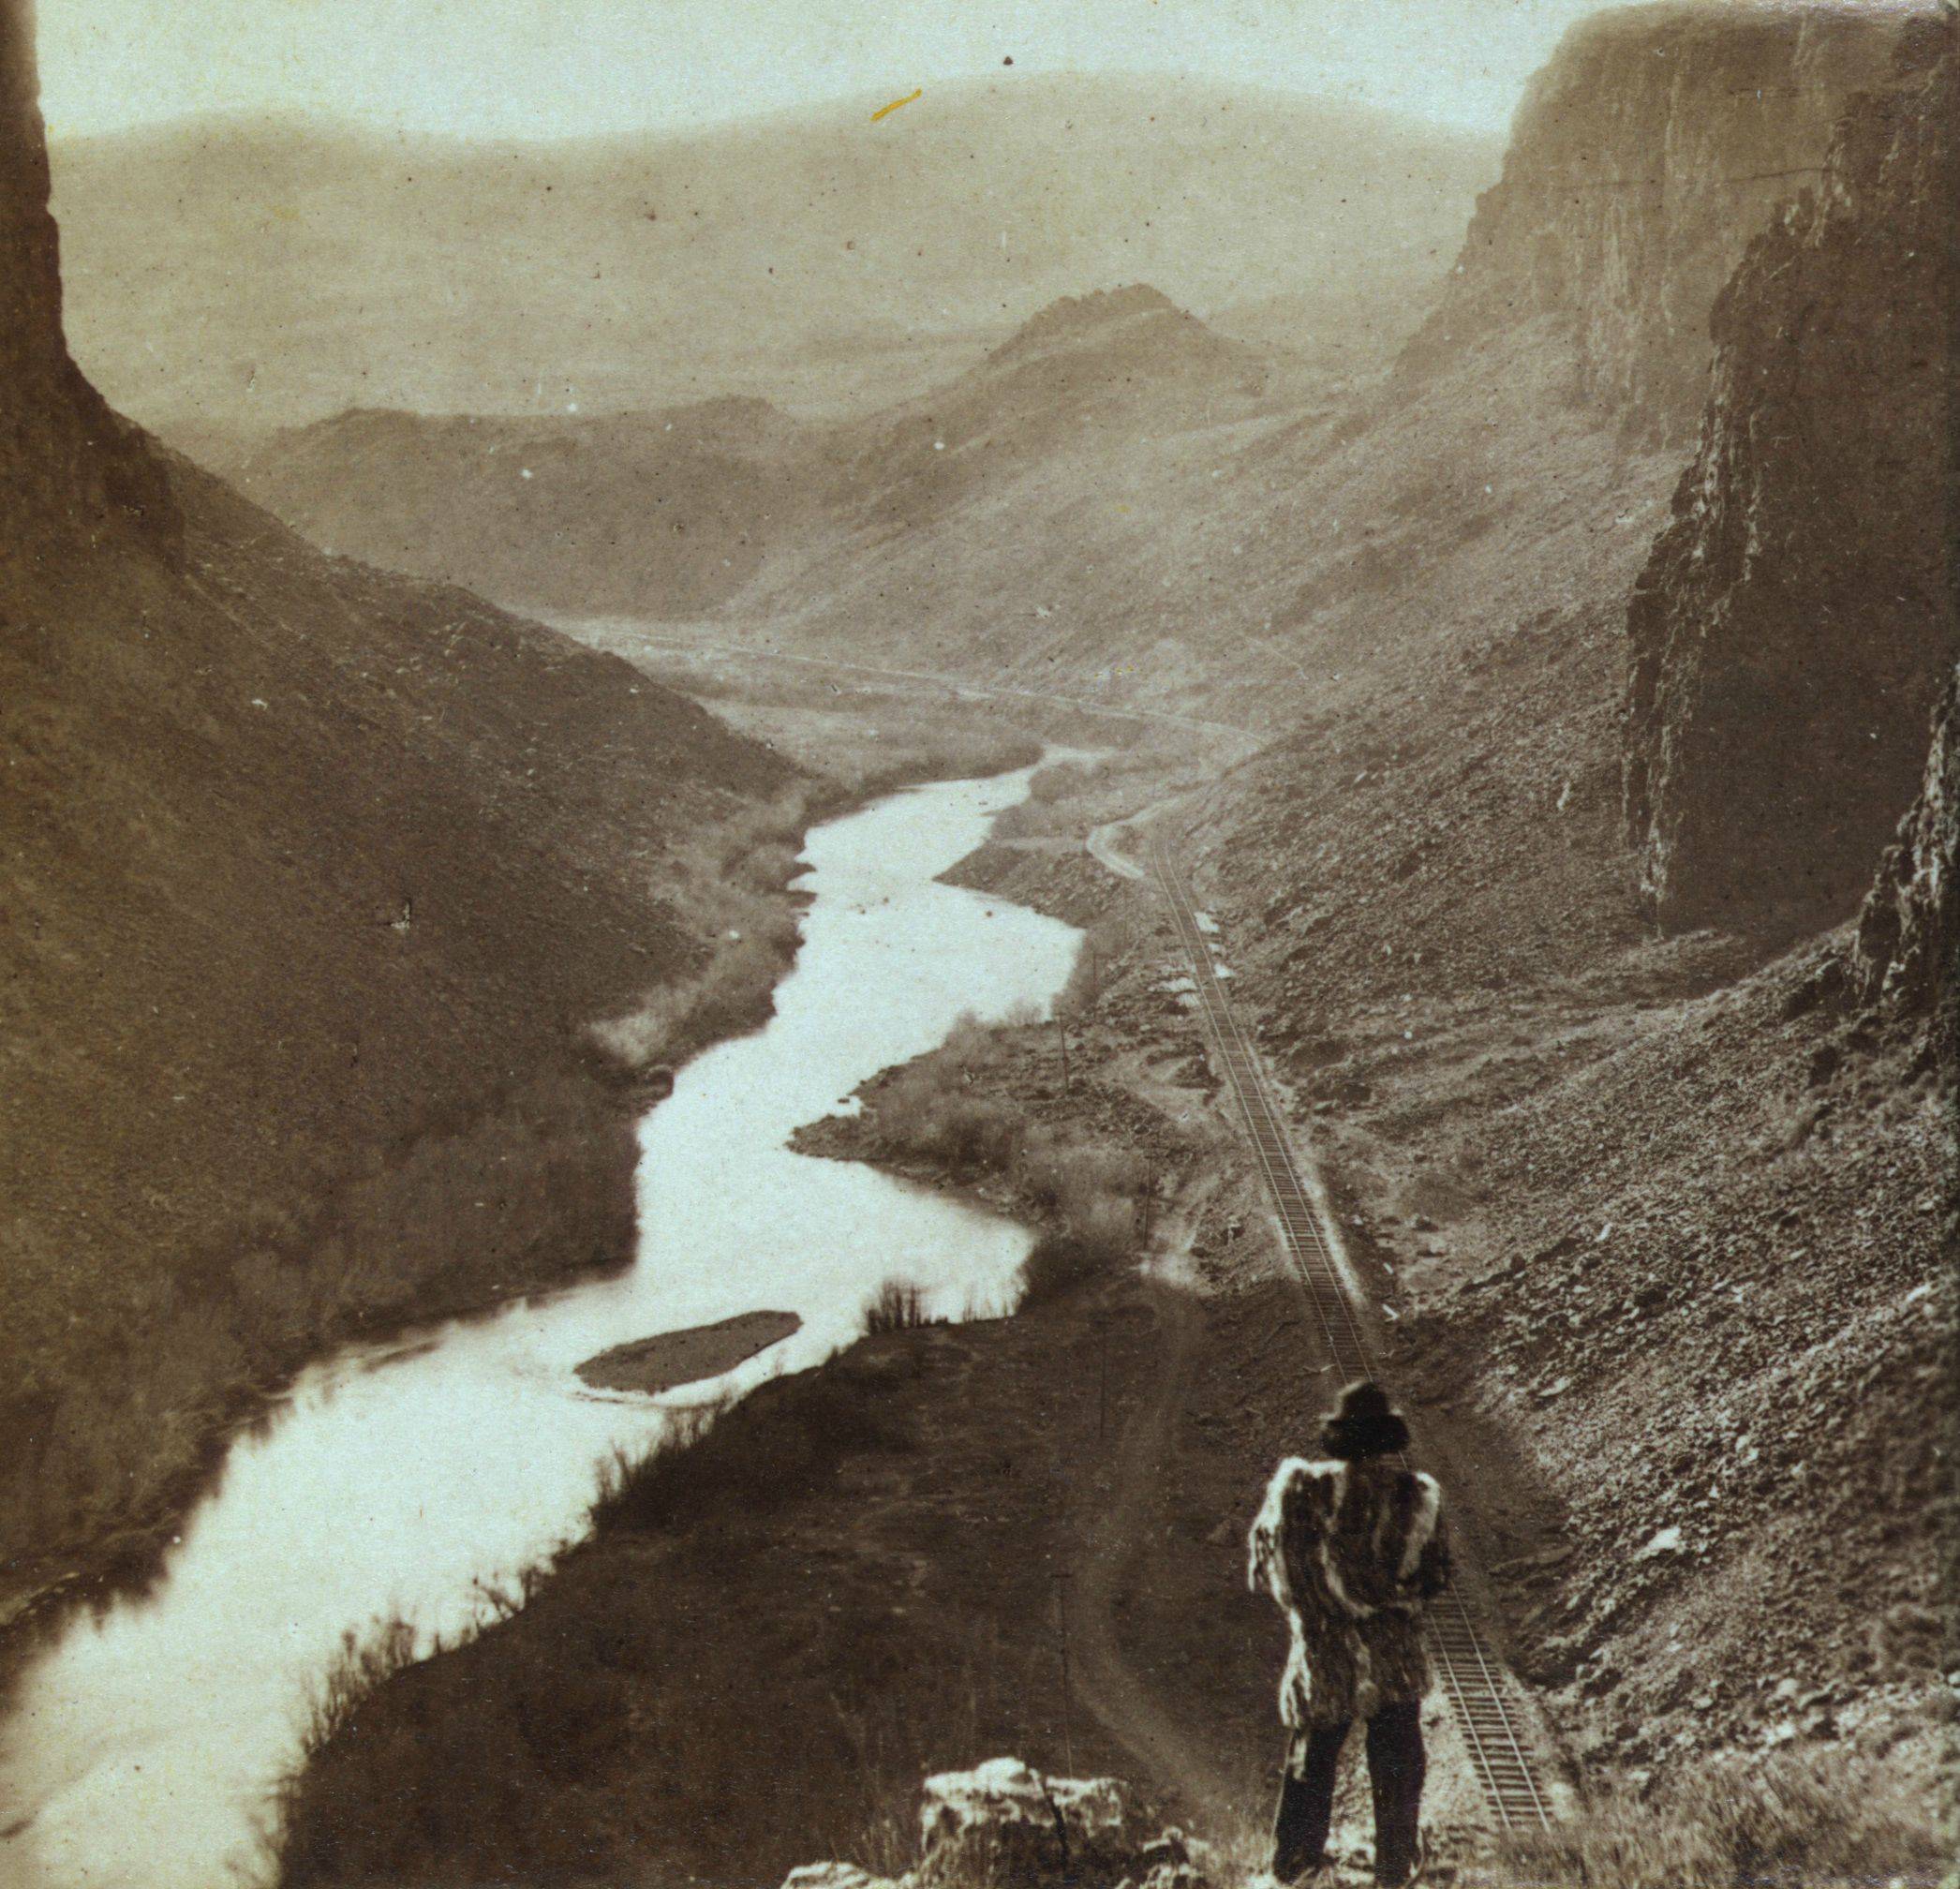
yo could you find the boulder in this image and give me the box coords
[916,1757,1155,1887]
[782,1867,903,1889]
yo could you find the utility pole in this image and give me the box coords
[1097,1330,1109,1441]
[1054,1572,1076,1777]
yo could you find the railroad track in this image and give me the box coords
[1149,842,1556,1835]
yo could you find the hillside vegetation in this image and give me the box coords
[3,10,796,1589]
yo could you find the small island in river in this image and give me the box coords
[576,1310,803,1395]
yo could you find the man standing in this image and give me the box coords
[1248,1381,1451,1886]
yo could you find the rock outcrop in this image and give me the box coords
[780,1760,1199,1889]
[1622,22,1957,935]
[0,0,173,551]
[1402,2,1909,439]
[1850,662,1957,1032]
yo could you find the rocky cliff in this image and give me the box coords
[1402,2,1908,440]
[1623,23,1956,935]
[1851,662,1957,1031]
[0,0,173,550]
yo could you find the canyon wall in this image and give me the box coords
[1623,23,1956,935]
[0,0,173,550]
[1402,2,1908,440]
[1851,661,1957,1033]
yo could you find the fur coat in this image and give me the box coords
[1247,1454,1451,1731]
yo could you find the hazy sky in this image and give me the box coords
[37,0,1625,141]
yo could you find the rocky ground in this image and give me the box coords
[1181,696,1954,1841]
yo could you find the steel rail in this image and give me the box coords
[1149,842,1554,1832]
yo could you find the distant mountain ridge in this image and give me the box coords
[49,76,1499,442]
[230,282,1277,620]
[232,397,815,619]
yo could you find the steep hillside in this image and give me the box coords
[231,398,814,618]
[734,297,1683,725]
[48,81,1497,444]
[1399,0,1906,441]
[1183,9,1957,1803]
[1624,24,1956,934]
[1,6,791,1590]
[230,285,1282,634]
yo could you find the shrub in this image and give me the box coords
[872,1064,1024,1176]
[1059,912,1143,1016]
[1020,1139,1148,1223]
[736,840,803,893]
[1017,1197,1137,1306]
[1478,1750,1953,1889]
[1016,1230,1102,1304]
[592,1371,914,1536]
[863,1277,932,1335]
[589,923,798,1073]
[298,1617,423,1765]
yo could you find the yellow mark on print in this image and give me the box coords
[871,88,923,122]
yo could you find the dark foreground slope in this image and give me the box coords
[1,7,791,1592]
[1190,12,1955,1805]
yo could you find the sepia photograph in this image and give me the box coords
[0,0,1953,1884]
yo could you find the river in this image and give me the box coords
[0,763,1080,1889]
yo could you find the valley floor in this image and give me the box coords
[277,840,1505,1885]
[272,742,1953,1886]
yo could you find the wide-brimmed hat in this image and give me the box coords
[1321,1379,1410,1459]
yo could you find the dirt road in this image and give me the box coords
[1068,1197,1242,1821]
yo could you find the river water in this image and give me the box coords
[0,765,1079,1889]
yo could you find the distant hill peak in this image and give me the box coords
[992,284,1198,357]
